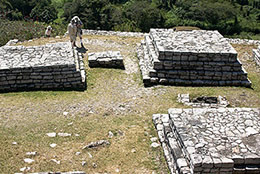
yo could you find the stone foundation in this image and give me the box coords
[178,94,229,108]
[153,108,260,174]
[88,51,124,69]
[0,42,86,92]
[138,29,251,87]
[253,46,260,66]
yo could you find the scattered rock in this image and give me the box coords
[50,143,57,148]
[92,162,97,168]
[151,142,160,148]
[63,112,69,116]
[115,168,120,173]
[75,152,81,156]
[131,149,136,153]
[88,152,93,158]
[50,159,60,165]
[46,132,56,137]
[150,137,158,142]
[55,36,61,39]
[75,133,80,137]
[24,158,34,164]
[82,140,110,149]
[68,122,73,126]
[20,166,31,172]
[12,142,18,145]
[58,133,72,137]
[81,161,87,166]
[117,130,124,136]
[108,131,114,138]
[26,151,37,156]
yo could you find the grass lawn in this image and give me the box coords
[0,35,259,173]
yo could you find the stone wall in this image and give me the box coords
[253,45,260,66]
[88,51,124,69]
[138,29,251,87]
[80,29,145,37]
[0,42,86,92]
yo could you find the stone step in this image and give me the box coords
[144,77,251,87]
[149,70,248,81]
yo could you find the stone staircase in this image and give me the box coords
[153,108,260,174]
[138,29,251,87]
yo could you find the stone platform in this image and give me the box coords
[153,108,260,174]
[138,29,251,87]
[0,42,86,92]
[88,51,124,69]
[253,45,260,66]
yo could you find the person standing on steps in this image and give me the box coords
[68,16,83,48]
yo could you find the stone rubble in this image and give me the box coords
[138,29,251,87]
[253,45,260,66]
[0,42,86,92]
[178,94,229,108]
[153,108,260,174]
[88,51,124,69]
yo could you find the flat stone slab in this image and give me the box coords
[0,42,86,92]
[150,29,237,54]
[88,51,124,69]
[153,108,260,174]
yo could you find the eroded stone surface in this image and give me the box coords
[0,42,86,92]
[153,108,260,174]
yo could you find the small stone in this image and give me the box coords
[58,133,71,137]
[88,152,93,158]
[50,159,60,164]
[46,132,56,137]
[92,162,97,168]
[151,142,160,148]
[26,151,37,156]
[20,167,31,172]
[75,152,81,156]
[115,168,120,173]
[82,140,110,149]
[108,131,114,138]
[24,158,34,164]
[131,149,136,153]
[68,122,73,126]
[75,133,80,137]
[12,142,17,145]
[63,112,69,116]
[150,137,158,142]
[50,143,57,148]
[81,161,87,166]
